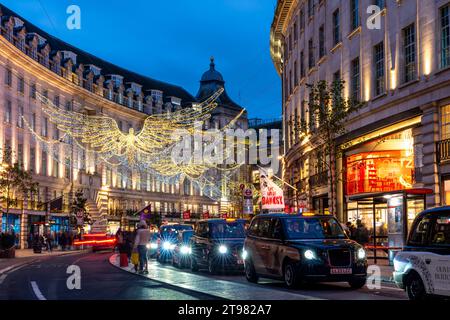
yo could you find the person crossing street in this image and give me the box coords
[133,221,151,274]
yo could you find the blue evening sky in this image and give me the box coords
[2,0,281,120]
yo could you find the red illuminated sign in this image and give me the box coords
[182,210,191,220]
[346,150,414,195]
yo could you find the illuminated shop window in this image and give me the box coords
[443,178,450,205]
[345,129,414,195]
[441,105,450,140]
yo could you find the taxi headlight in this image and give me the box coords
[150,243,158,249]
[218,245,228,254]
[357,248,366,260]
[180,246,192,255]
[304,249,315,260]
[242,248,248,260]
[163,241,174,250]
[393,255,408,272]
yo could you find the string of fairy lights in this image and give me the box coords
[0,59,246,201]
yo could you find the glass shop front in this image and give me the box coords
[343,128,429,261]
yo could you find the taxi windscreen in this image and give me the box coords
[209,222,246,239]
[432,215,450,245]
[283,217,347,240]
[160,225,193,239]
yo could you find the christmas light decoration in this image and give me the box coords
[0,59,245,202]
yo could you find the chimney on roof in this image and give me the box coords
[28,32,47,45]
[86,64,102,76]
[60,51,77,65]
[13,17,24,28]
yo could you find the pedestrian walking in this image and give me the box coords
[133,221,151,274]
[60,232,67,251]
[115,228,124,253]
[28,232,34,249]
[354,219,370,245]
[45,232,54,252]
[68,231,74,250]
[345,221,356,240]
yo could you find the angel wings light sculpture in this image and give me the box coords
[30,88,244,179]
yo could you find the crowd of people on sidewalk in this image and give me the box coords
[343,219,370,244]
[28,231,76,253]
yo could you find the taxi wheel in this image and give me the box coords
[208,258,217,274]
[244,258,259,283]
[405,272,427,300]
[190,256,199,272]
[284,262,300,288]
[172,256,179,268]
[348,277,366,289]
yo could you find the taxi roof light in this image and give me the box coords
[301,212,315,216]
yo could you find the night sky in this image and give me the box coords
[1,0,281,120]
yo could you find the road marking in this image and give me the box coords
[0,264,22,274]
[0,274,7,285]
[0,259,41,275]
[30,281,47,300]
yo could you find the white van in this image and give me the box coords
[393,207,450,300]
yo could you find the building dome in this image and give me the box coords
[200,56,224,83]
[196,57,244,114]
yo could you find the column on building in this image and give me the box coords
[420,103,440,206]
[20,201,28,249]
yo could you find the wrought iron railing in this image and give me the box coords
[437,139,450,163]
[309,171,328,189]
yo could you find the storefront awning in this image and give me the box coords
[347,188,433,202]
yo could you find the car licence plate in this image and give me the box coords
[330,268,352,275]
[237,259,244,264]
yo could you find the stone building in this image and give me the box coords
[197,57,249,217]
[0,5,229,247]
[270,0,450,247]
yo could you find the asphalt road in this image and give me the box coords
[0,251,407,300]
[141,259,408,300]
[0,252,221,300]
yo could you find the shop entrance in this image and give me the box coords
[346,189,431,263]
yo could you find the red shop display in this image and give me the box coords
[346,150,414,195]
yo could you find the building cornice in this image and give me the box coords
[0,35,145,121]
[270,0,298,76]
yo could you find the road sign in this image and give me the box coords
[243,188,253,198]
[243,198,253,215]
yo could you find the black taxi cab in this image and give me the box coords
[393,207,450,300]
[190,219,247,274]
[243,213,368,288]
[156,224,193,263]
